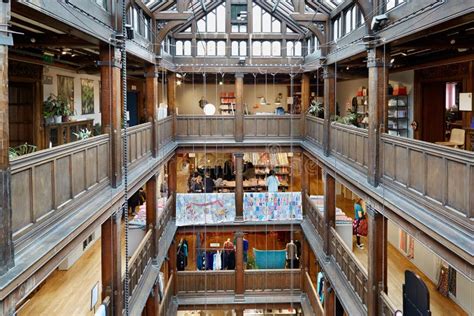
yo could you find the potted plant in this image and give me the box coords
[308,99,324,118]
[73,128,92,140]
[56,96,73,122]
[43,95,58,125]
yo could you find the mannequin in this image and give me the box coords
[285,240,299,269]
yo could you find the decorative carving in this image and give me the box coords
[366,49,386,68]
[8,61,42,80]
[418,62,469,80]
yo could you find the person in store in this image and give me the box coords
[266,169,280,192]
[198,96,208,109]
[223,238,235,270]
[160,174,168,196]
[285,240,299,269]
[353,198,368,249]
[177,238,188,271]
[203,171,215,193]
[191,175,204,193]
[242,161,256,180]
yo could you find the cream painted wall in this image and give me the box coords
[335,70,415,138]
[387,221,473,314]
[175,83,289,115]
[43,66,102,125]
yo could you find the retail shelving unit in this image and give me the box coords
[387,95,409,137]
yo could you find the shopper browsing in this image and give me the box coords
[204,171,215,193]
[266,169,280,192]
[353,198,368,249]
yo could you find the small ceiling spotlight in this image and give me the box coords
[30,37,36,43]
[390,58,395,64]
[219,81,224,85]
[176,79,182,86]
[450,39,456,45]
[346,66,350,70]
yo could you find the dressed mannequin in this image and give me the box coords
[285,240,299,269]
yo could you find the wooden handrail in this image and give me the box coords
[379,291,398,315]
[304,272,324,316]
[159,274,174,315]
[128,229,153,269]
[329,227,367,276]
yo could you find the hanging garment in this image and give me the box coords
[213,251,222,270]
[206,252,214,270]
[448,266,456,296]
[177,253,186,271]
[317,272,325,303]
[197,250,204,270]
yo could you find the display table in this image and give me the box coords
[310,195,353,250]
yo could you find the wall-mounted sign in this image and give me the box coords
[459,93,472,111]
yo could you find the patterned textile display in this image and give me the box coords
[243,192,303,221]
[176,193,236,226]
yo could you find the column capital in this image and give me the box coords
[234,231,245,238]
[366,202,381,218]
[323,65,336,79]
[233,153,244,158]
[235,73,245,78]
[366,47,388,68]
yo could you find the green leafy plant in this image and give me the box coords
[43,94,59,119]
[73,128,92,140]
[336,109,361,127]
[93,123,102,136]
[308,100,324,118]
[246,255,257,270]
[8,143,37,159]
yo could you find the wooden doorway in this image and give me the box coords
[421,81,445,143]
[9,82,35,147]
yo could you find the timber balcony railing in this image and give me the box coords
[123,229,154,299]
[303,272,324,316]
[330,122,369,173]
[176,115,235,140]
[10,134,110,244]
[159,274,174,315]
[329,227,368,307]
[305,116,325,147]
[381,134,473,222]
[379,291,398,316]
[175,114,302,141]
[157,116,174,148]
[176,270,236,294]
[244,114,302,139]
[156,195,174,244]
[176,269,301,294]
[125,122,153,167]
[303,193,324,239]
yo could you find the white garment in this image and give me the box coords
[214,250,222,270]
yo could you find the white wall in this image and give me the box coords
[336,78,368,117]
[387,221,473,314]
[335,70,415,138]
[43,66,102,125]
[175,83,289,115]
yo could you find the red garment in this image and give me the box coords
[352,218,368,237]
[223,240,234,252]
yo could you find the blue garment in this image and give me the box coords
[354,203,364,220]
[266,176,280,192]
[243,239,249,252]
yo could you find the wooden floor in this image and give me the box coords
[336,195,468,316]
[18,240,102,316]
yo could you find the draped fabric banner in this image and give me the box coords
[176,193,236,226]
[243,192,303,221]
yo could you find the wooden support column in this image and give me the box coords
[146,175,157,256]
[234,153,244,218]
[235,73,244,142]
[323,171,335,255]
[323,279,335,316]
[101,212,123,316]
[235,307,244,316]
[168,240,178,296]
[100,43,122,188]
[145,64,159,157]
[367,47,387,186]
[235,231,245,298]
[323,65,335,156]
[144,285,159,316]
[301,154,310,198]
[300,237,309,288]
[0,0,14,277]
[464,61,473,151]
[301,73,311,135]
[167,155,177,218]
[366,203,387,316]
[167,72,176,140]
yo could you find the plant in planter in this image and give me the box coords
[308,100,324,118]
[8,143,37,159]
[73,128,92,140]
[43,95,59,125]
[56,96,74,122]
[335,109,360,127]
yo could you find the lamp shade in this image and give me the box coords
[203,103,216,115]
